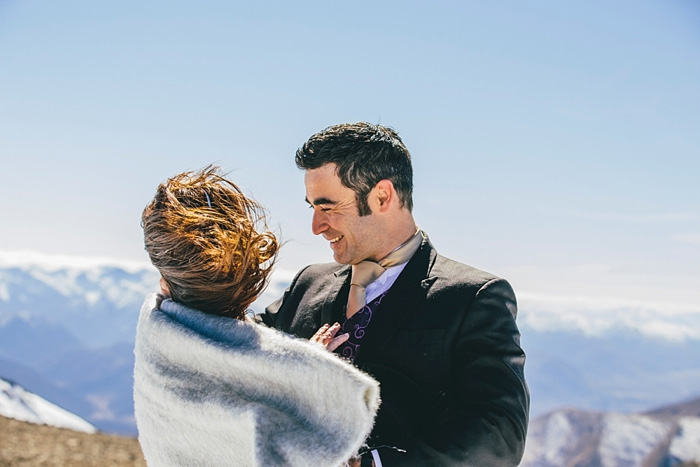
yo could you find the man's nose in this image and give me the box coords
[311,210,328,235]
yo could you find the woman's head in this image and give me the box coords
[142,166,278,319]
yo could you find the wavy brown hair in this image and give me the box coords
[142,166,278,319]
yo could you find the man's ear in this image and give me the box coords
[373,179,394,212]
[159,276,171,297]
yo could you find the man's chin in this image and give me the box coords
[333,256,350,265]
[332,251,351,265]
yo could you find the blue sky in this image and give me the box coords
[1,0,699,333]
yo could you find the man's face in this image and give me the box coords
[304,163,382,265]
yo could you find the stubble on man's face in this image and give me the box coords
[304,164,381,265]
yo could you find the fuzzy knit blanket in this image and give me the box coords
[134,294,380,467]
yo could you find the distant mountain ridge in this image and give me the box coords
[0,253,159,347]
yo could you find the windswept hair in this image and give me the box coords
[142,166,278,319]
[295,122,413,216]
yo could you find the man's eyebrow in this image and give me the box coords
[305,196,336,206]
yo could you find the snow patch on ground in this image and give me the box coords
[0,378,96,433]
[669,417,700,464]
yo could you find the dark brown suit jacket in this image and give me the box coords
[262,235,529,466]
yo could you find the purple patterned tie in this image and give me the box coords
[335,292,388,362]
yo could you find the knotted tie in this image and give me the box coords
[346,261,386,319]
[345,229,423,318]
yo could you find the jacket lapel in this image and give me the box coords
[321,266,351,326]
[355,236,438,362]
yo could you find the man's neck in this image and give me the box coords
[382,226,419,259]
[378,213,418,257]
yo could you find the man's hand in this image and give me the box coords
[310,323,349,351]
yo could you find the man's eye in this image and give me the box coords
[307,205,332,212]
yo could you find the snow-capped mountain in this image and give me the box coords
[0,376,96,433]
[522,397,700,466]
[0,250,160,347]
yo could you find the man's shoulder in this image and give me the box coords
[262,262,348,328]
[420,235,503,287]
[295,262,347,281]
[424,252,517,315]
[427,252,515,303]
[432,253,502,286]
[300,261,347,274]
[285,262,349,292]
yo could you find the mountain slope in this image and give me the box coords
[0,356,93,422]
[522,397,700,466]
[0,377,95,433]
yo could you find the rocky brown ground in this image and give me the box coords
[0,415,146,466]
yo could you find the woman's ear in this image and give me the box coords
[159,276,171,297]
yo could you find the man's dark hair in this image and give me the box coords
[295,122,414,216]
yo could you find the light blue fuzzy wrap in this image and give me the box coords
[134,294,380,467]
